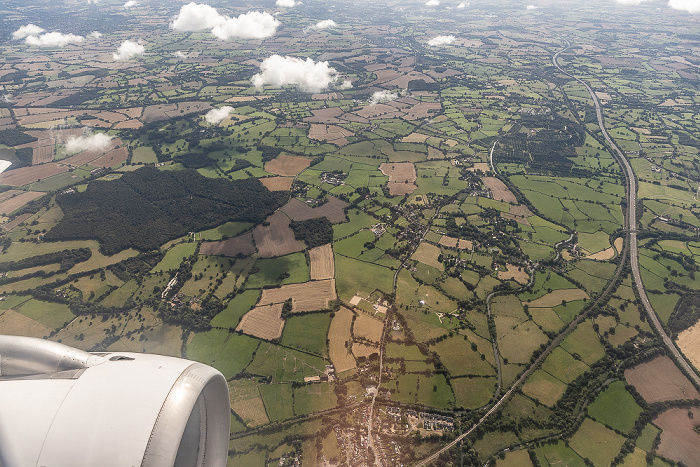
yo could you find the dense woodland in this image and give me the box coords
[45,166,287,254]
[290,217,334,248]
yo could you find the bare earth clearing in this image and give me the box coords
[438,235,473,250]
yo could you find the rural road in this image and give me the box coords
[552,42,700,388]
[413,42,700,466]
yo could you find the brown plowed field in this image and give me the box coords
[141,102,211,123]
[264,154,312,177]
[200,232,255,257]
[308,124,354,147]
[236,303,285,340]
[379,162,417,195]
[482,176,517,203]
[0,163,68,186]
[624,356,700,403]
[2,214,31,232]
[253,211,305,258]
[654,407,700,466]
[0,191,44,215]
[328,306,356,373]
[353,312,384,343]
[260,176,293,191]
[677,320,700,369]
[259,279,336,312]
[309,244,334,280]
[91,147,128,168]
[280,196,348,223]
[62,138,122,167]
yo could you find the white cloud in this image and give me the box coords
[12,24,45,40]
[252,55,345,93]
[457,2,468,8]
[171,2,226,32]
[65,133,112,155]
[428,35,455,46]
[88,31,103,39]
[25,32,85,48]
[370,90,398,105]
[613,0,648,4]
[526,4,537,9]
[312,19,337,29]
[174,51,188,59]
[211,11,279,40]
[276,0,296,6]
[425,0,440,5]
[124,0,138,8]
[338,80,353,90]
[113,40,145,60]
[170,4,279,40]
[204,106,233,124]
[668,0,700,12]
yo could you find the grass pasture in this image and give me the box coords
[587,381,643,433]
[569,418,626,467]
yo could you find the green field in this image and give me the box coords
[245,252,310,288]
[281,313,331,356]
[587,381,643,433]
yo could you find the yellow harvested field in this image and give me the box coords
[259,279,336,312]
[482,176,517,203]
[0,309,51,337]
[352,342,379,359]
[264,154,312,177]
[677,321,700,370]
[410,242,444,271]
[309,244,334,280]
[236,303,285,340]
[328,306,356,373]
[466,162,490,172]
[231,397,269,427]
[497,264,529,284]
[526,288,589,307]
[260,176,294,191]
[401,132,429,143]
[438,235,473,250]
[353,312,384,343]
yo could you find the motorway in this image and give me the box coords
[413,43,700,465]
[552,43,700,388]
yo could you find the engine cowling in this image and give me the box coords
[0,335,230,467]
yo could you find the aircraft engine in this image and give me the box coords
[0,335,230,467]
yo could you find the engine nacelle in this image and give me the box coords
[0,335,230,467]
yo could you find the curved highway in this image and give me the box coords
[552,43,700,388]
[413,43,700,466]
